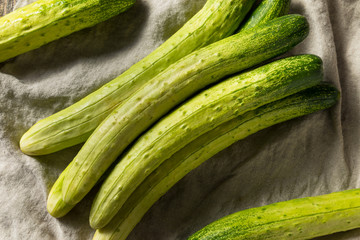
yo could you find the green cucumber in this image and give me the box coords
[188,188,360,240]
[48,83,338,222]
[46,154,119,217]
[46,164,75,218]
[89,54,321,229]
[0,0,135,63]
[19,0,256,155]
[239,0,291,32]
[46,0,277,218]
[62,15,310,210]
[92,84,339,240]
[46,161,115,218]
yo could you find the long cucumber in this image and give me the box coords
[92,84,339,240]
[239,0,291,32]
[89,54,322,229]
[0,0,135,63]
[20,0,256,155]
[46,0,280,218]
[188,188,360,240]
[62,15,310,209]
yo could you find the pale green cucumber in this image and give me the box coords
[46,0,274,218]
[89,54,321,229]
[46,160,109,218]
[188,188,360,240]
[239,0,291,32]
[46,163,75,218]
[62,15,310,209]
[19,0,256,156]
[46,159,114,218]
[0,0,135,63]
[92,84,339,240]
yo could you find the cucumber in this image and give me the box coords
[92,84,339,240]
[45,0,288,215]
[89,54,322,229]
[46,155,118,217]
[46,164,75,218]
[61,15,310,210]
[46,0,275,218]
[49,83,338,224]
[188,188,360,240]
[19,0,256,156]
[0,0,135,63]
[239,0,291,32]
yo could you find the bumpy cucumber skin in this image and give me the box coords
[88,54,321,229]
[47,157,115,218]
[19,0,256,156]
[0,0,135,63]
[92,84,339,240]
[239,0,291,32]
[45,0,259,218]
[46,163,75,218]
[62,14,310,209]
[188,188,360,240]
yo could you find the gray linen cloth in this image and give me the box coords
[0,0,359,239]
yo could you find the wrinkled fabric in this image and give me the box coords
[0,0,359,239]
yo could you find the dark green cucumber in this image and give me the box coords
[188,188,360,240]
[62,15,310,211]
[89,54,321,229]
[92,83,339,240]
[0,0,135,63]
[239,0,291,32]
[20,0,256,155]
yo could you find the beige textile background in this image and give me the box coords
[0,0,359,239]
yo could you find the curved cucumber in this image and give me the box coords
[188,188,360,240]
[89,54,321,229]
[0,0,135,63]
[239,0,291,32]
[62,15,310,209]
[92,84,339,240]
[19,0,256,155]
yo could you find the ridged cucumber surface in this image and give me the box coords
[188,188,360,240]
[0,0,135,63]
[92,83,339,240]
[46,158,115,218]
[89,54,321,229]
[46,163,75,218]
[19,0,256,155]
[239,0,291,32]
[62,15,310,210]
[45,0,270,218]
